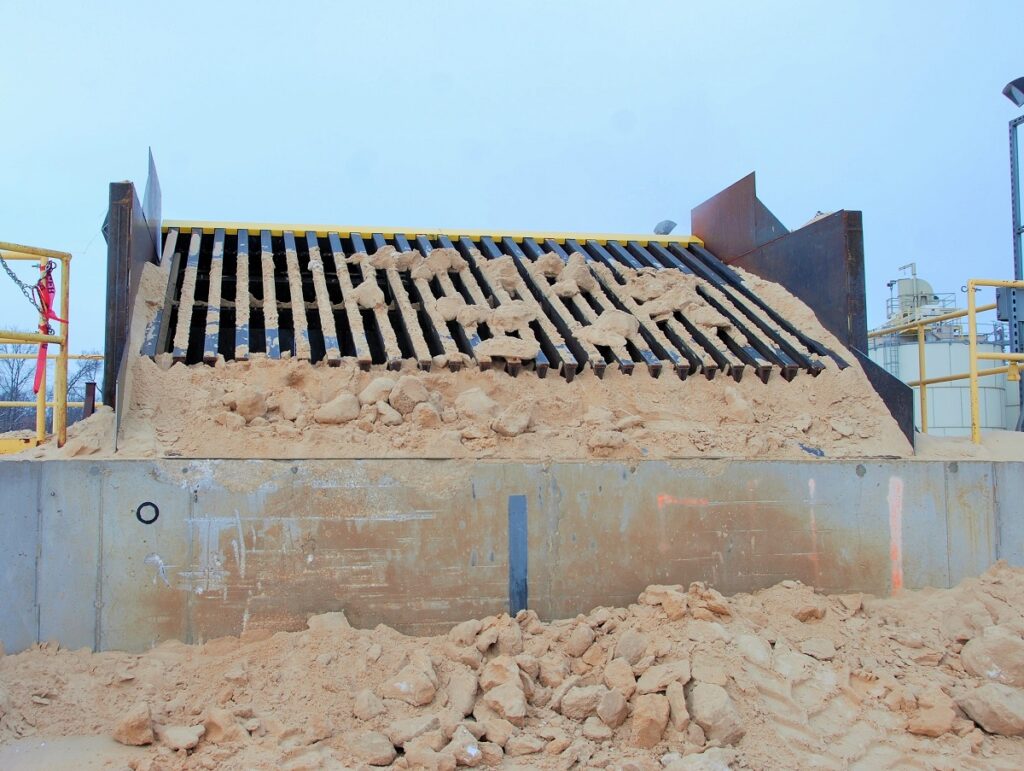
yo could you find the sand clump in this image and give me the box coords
[3,563,1024,769]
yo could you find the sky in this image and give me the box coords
[2,1,1022,353]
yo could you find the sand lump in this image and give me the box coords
[3,563,1024,769]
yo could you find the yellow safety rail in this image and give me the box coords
[868,280,1023,442]
[968,279,1024,443]
[162,220,704,248]
[0,241,72,447]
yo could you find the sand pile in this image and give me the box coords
[3,564,1024,769]
[12,250,918,461]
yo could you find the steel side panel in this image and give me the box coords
[36,463,100,649]
[0,462,40,652]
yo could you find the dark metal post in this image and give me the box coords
[83,381,96,418]
[1010,116,1024,430]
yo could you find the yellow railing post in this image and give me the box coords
[916,322,928,433]
[34,260,47,443]
[54,255,70,446]
[0,241,74,447]
[967,280,981,444]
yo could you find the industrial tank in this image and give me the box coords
[868,271,1020,436]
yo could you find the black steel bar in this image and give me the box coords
[368,232,405,369]
[327,233,372,369]
[625,240,663,270]
[470,236,582,380]
[393,233,446,369]
[202,228,226,363]
[565,238,645,375]
[415,234,433,255]
[306,231,341,366]
[584,239,626,280]
[283,231,311,360]
[259,230,281,359]
[83,381,96,418]
[171,229,202,362]
[605,240,645,270]
[234,229,250,360]
[686,243,844,367]
[154,229,182,356]
[665,243,815,377]
[543,238,568,260]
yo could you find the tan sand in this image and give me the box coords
[11,253,926,461]
[2,564,1024,769]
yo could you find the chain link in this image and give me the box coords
[0,255,53,316]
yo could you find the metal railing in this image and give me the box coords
[0,241,72,446]
[868,279,1024,442]
[0,353,103,411]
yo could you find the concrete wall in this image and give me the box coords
[1,458,1021,653]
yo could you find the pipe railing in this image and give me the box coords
[0,241,72,446]
[868,286,1020,439]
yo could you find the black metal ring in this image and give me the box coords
[136,502,159,525]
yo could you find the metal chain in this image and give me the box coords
[0,254,50,315]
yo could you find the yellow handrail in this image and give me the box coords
[968,279,1024,443]
[0,241,72,446]
[869,283,1019,439]
[867,303,997,338]
[0,353,102,360]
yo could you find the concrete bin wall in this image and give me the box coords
[1,458,1020,653]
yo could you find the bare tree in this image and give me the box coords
[0,336,104,433]
[0,341,36,432]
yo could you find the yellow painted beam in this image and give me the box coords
[0,437,39,455]
[0,331,62,345]
[161,219,704,248]
[977,352,1024,361]
[906,365,1009,387]
[0,241,71,260]
[867,303,998,338]
[0,353,103,360]
[0,401,98,408]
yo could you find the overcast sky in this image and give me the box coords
[2,1,1022,353]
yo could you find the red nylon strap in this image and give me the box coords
[32,266,66,395]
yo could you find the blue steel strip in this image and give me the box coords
[499,237,551,374]
[583,239,625,278]
[154,228,181,356]
[171,228,203,361]
[625,240,664,270]
[235,230,250,360]
[202,228,226,362]
[543,238,568,260]
[327,233,373,367]
[283,231,310,360]
[306,231,341,365]
[508,494,528,616]
[415,235,433,255]
[666,243,814,377]
[260,230,281,358]
[685,243,842,367]
[605,240,644,270]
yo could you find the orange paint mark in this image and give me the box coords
[657,494,710,509]
[888,476,904,593]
